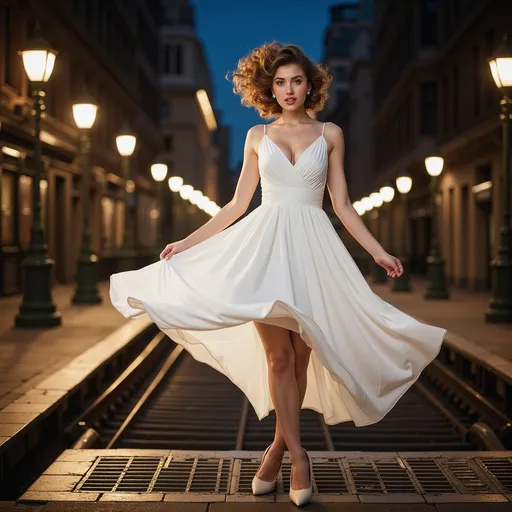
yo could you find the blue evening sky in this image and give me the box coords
[189,0,358,170]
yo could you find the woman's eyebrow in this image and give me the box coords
[274,75,304,80]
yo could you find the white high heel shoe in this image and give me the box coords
[251,443,282,495]
[289,448,313,507]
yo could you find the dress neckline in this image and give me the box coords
[263,134,325,168]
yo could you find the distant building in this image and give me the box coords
[159,0,230,239]
[372,0,510,288]
[0,0,162,295]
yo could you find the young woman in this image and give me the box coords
[110,42,447,507]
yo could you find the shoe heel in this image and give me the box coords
[251,444,281,496]
[289,448,313,507]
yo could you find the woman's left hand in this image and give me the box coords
[373,249,403,278]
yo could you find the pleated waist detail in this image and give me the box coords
[261,187,324,208]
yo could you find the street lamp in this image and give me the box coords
[380,185,395,262]
[15,23,61,328]
[150,162,168,257]
[486,34,512,322]
[116,124,137,272]
[370,191,387,284]
[72,88,101,304]
[424,156,450,299]
[393,173,412,292]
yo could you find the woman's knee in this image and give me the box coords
[254,322,295,375]
[267,348,295,374]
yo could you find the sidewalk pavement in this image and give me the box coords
[370,277,512,362]
[0,282,125,410]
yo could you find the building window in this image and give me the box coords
[164,135,173,152]
[162,43,184,75]
[160,99,172,120]
[332,66,348,83]
[442,76,449,134]
[420,0,438,46]
[1,170,15,245]
[473,46,481,116]
[420,81,437,135]
[452,66,459,129]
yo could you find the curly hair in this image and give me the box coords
[227,42,332,119]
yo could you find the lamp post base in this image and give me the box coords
[485,258,512,323]
[424,256,450,299]
[117,250,138,273]
[72,256,102,304]
[392,255,411,292]
[15,255,61,328]
[372,262,388,284]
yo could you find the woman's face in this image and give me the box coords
[271,63,311,111]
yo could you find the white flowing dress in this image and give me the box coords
[109,122,447,427]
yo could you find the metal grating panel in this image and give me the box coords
[479,457,512,492]
[404,458,456,494]
[74,454,512,499]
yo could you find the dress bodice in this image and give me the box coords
[258,123,328,208]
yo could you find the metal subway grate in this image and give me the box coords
[479,457,512,492]
[73,454,512,498]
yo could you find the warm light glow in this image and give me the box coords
[168,176,183,192]
[116,134,137,156]
[370,192,383,208]
[197,195,210,209]
[353,201,365,215]
[361,196,373,211]
[379,186,395,202]
[125,180,135,193]
[72,103,98,129]
[151,163,168,182]
[40,179,48,190]
[396,175,412,194]
[40,130,58,146]
[179,184,194,200]
[196,89,218,131]
[1,146,22,158]
[21,50,56,82]
[489,57,512,89]
[189,189,203,205]
[472,180,492,194]
[425,156,444,177]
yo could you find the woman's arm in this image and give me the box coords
[160,125,261,259]
[325,123,402,277]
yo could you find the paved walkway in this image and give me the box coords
[0,282,125,410]
[370,277,512,361]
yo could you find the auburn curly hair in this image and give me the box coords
[227,42,332,119]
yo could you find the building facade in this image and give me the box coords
[371,0,509,288]
[159,0,228,242]
[0,0,163,295]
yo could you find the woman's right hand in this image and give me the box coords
[159,239,192,260]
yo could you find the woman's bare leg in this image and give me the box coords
[254,323,311,489]
[271,330,312,453]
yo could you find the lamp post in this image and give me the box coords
[392,174,412,292]
[71,89,101,304]
[150,162,168,258]
[370,191,387,283]
[424,156,450,299]
[116,125,137,272]
[168,175,184,240]
[486,34,512,322]
[380,185,395,265]
[15,24,61,328]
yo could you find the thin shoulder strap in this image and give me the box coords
[322,122,326,136]
[263,124,267,135]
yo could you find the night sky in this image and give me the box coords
[190,0,359,170]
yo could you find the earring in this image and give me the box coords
[272,94,276,98]
[307,91,311,95]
